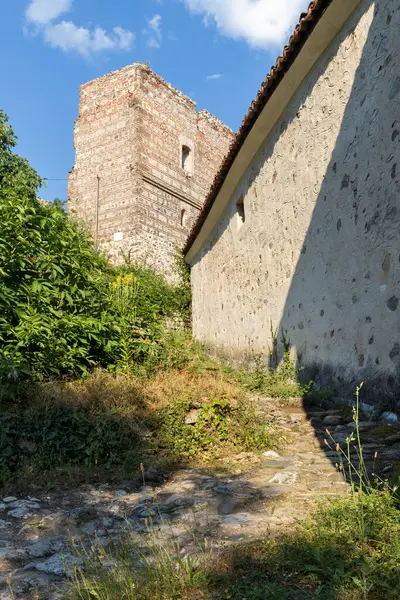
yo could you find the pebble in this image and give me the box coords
[262,450,281,459]
[348,421,373,432]
[28,552,83,576]
[27,537,66,559]
[260,486,283,498]
[0,546,27,560]
[0,519,11,529]
[269,471,298,485]
[3,497,17,503]
[115,490,128,497]
[290,414,303,424]
[8,499,41,510]
[185,409,199,425]
[381,412,399,425]
[222,513,251,526]
[214,483,233,495]
[8,507,32,519]
[263,460,291,468]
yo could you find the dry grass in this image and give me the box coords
[145,366,242,410]
[0,361,283,491]
[65,486,400,600]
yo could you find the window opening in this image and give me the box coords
[182,145,192,174]
[181,208,187,227]
[236,195,245,229]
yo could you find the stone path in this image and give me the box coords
[1,397,399,600]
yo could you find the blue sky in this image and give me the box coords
[1,0,307,201]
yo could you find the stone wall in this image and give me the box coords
[189,0,400,402]
[68,64,234,278]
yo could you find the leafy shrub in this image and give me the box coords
[0,358,283,490]
[0,110,191,384]
[0,193,117,380]
[0,372,147,487]
[152,389,280,461]
[115,258,191,329]
[236,353,312,399]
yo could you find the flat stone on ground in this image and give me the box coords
[269,471,298,485]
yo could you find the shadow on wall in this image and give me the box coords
[274,0,400,407]
[189,1,399,406]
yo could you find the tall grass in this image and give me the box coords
[63,383,400,600]
[0,346,283,491]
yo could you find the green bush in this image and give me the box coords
[0,192,117,380]
[154,393,280,460]
[115,258,191,329]
[236,353,312,399]
[0,110,191,384]
[0,404,140,473]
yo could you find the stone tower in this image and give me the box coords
[68,63,234,277]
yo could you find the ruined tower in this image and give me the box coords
[68,63,234,277]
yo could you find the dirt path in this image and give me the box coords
[1,397,397,600]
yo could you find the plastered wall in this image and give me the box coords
[189,0,400,402]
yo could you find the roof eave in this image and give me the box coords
[184,0,361,262]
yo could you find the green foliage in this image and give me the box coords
[0,192,116,380]
[65,487,400,600]
[0,110,191,384]
[171,248,192,323]
[236,352,312,399]
[250,488,400,599]
[0,110,42,197]
[0,353,284,489]
[155,393,280,460]
[232,329,313,400]
[116,253,191,329]
[0,373,147,487]
[0,403,140,475]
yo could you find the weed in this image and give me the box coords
[67,526,205,600]
[0,351,283,490]
[64,485,400,600]
[233,329,313,400]
[64,382,400,600]
[0,110,191,384]
[236,352,312,399]
[156,393,280,461]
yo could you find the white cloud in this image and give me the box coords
[25,0,135,57]
[145,14,162,48]
[25,0,72,25]
[206,73,222,80]
[43,22,135,56]
[182,0,307,48]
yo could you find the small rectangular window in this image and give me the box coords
[182,145,193,175]
[236,195,245,229]
[180,208,187,227]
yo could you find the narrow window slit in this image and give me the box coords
[236,195,245,228]
[182,145,193,174]
[181,208,187,227]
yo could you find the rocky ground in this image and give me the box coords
[1,397,399,600]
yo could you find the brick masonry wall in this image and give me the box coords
[68,64,234,277]
[189,0,400,403]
